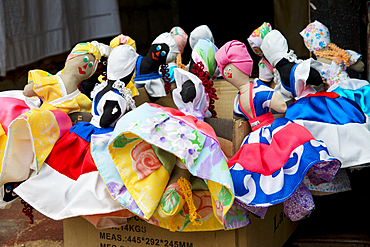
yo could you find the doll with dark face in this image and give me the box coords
[261,30,323,103]
[133,32,179,98]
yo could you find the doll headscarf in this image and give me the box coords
[300,20,331,52]
[152,32,180,63]
[66,42,102,77]
[189,25,214,50]
[191,38,218,78]
[248,22,272,57]
[170,27,188,54]
[215,40,253,78]
[260,30,289,67]
[110,34,137,50]
[172,68,211,120]
[104,45,138,110]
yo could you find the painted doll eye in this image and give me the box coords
[156,45,161,51]
[83,56,89,63]
[160,51,166,56]
[228,67,232,72]
[88,61,93,68]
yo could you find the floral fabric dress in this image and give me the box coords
[228,79,341,221]
[92,102,248,231]
[322,50,370,117]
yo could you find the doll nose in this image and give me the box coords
[83,63,88,69]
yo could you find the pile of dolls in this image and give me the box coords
[0,21,369,232]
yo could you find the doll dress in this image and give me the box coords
[322,50,370,116]
[284,63,370,169]
[274,59,320,102]
[29,69,92,114]
[228,79,340,220]
[0,89,72,205]
[133,55,167,97]
[92,102,249,231]
[14,88,129,221]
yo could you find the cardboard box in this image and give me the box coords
[63,79,299,247]
[63,203,299,247]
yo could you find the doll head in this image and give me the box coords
[248,22,272,57]
[64,42,102,80]
[173,68,211,120]
[189,25,214,50]
[151,32,179,64]
[110,34,136,50]
[189,39,219,78]
[215,40,253,88]
[170,27,188,54]
[300,20,331,52]
[260,30,289,67]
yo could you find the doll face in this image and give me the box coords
[149,43,169,64]
[223,63,250,88]
[64,54,96,79]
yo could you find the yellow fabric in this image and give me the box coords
[108,133,170,219]
[0,124,7,173]
[29,69,92,114]
[20,109,60,172]
[110,35,136,50]
[151,190,224,232]
[68,42,102,61]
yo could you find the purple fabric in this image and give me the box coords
[306,160,341,186]
[283,184,315,221]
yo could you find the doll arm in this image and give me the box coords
[270,92,287,113]
[100,100,123,128]
[23,82,38,97]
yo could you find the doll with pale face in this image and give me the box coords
[23,42,101,114]
[214,40,341,222]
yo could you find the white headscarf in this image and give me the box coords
[260,29,289,67]
[152,32,180,63]
[172,68,211,120]
[189,25,214,50]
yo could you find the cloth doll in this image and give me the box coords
[185,25,215,72]
[158,27,188,87]
[78,41,112,100]
[109,34,139,98]
[260,30,370,170]
[215,40,341,221]
[133,32,179,98]
[13,45,138,224]
[92,69,247,231]
[0,93,72,210]
[23,42,102,114]
[261,30,324,102]
[247,22,275,83]
[300,20,370,116]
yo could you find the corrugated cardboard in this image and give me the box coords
[63,78,299,247]
[63,203,298,247]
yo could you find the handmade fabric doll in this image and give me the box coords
[300,20,370,116]
[133,32,179,98]
[158,27,188,87]
[261,30,370,170]
[14,45,138,223]
[109,34,139,98]
[0,94,72,210]
[78,41,112,100]
[215,40,341,221]
[261,30,323,102]
[93,67,246,231]
[185,25,215,72]
[247,22,275,83]
[23,42,102,114]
